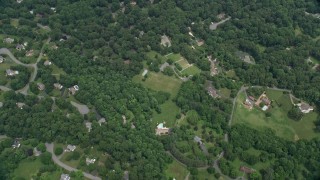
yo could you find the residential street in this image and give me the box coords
[45,143,101,180]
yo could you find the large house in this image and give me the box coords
[6,69,19,76]
[207,86,219,98]
[3,37,14,44]
[86,157,96,165]
[60,174,70,180]
[16,44,25,51]
[297,103,314,113]
[68,85,79,95]
[44,60,52,66]
[37,83,45,91]
[0,56,5,63]
[65,145,76,152]
[16,102,25,109]
[54,83,63,90]
[155,123,170,135]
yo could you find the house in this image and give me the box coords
[6,69,19,76]
[51,45,58,50]
[297,103,314,113]
[243,98,253,110]
[85,122,92,132]
[16,44,25,51]
[155,123,170,135]
[248,96,255,101]
[160,35,172,47]
[262,105,269,111]
[0,56,5,63]
[26,50,34,57]
[50,7,56,13]
[12,139,21,148]
[68,85,79,95]
[54,83,63,90]
[98,118,106,126]
[240,166,255,174]
[194,136,203,144]
[33,147,41,156]
[65,145,76,152]
[37,83,45,91]
[207,86,219,98]
[16,0,23,3]
[44,60,52,66]
[3,38,14,44]
[30,10,34,14]
[86,157,96,165]
[16,102,25,109]
[196,39,204,46]
[261,96,271,105]
[60,174,70,180]
[130,1,137,6]
[122,115,127,124]
[142,69,148,77]
[131,123,136,129]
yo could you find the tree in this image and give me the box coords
[54,147,63,156]
[37,143,46,153]
[187,110,200,125]
[40,152,52,165]
[287,107,303,121]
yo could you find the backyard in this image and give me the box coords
[165,159,189,180]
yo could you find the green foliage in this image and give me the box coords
[287,107,303,121]
[40,152,52,165]
[54,147,63,156]
[186,110,200,125]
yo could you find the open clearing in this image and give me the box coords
[13,158,61,180]
[165,159,189,180]
[176,59,190,69]
[166,53,182,62]
[233,89,319,141]
[152,100,180,128]
[181,65,201,76]
[133,72,182,98]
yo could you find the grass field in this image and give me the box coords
[220,88,231,98]
[166,53,182,62]
[133,72,182,98]
[176,59,190,69]
[233,89,320,141]
[165,159,189,180]
[13,158,61,180]
[152,100,180,128]
[181,65,201,76]
[10,19,19,27]
[146,51,167,63]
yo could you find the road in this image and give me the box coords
[45,143,101,180]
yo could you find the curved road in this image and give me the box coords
[45,143,101,180]
[0,38,50,95]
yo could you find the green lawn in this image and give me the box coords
[220,88,231,98]
[233,89,320,141]
[166,53,182,62]
[13,158,43,179]
[10,19,19,27]
[133,72,182,98]
[176,59,190,69]
[152,100,180,128]
[191,169,220,180]
[181,65,201,76]
[146,51,167,63]
[225,70,238,79]
[165,159,189,180]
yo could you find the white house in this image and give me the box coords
[298,103,314,113]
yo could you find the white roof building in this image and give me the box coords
[60,174,70,180]
[65,145,76,152]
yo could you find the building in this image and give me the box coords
[155,123,170,135]
[86,157,96,165]
[6,69,19,76]
[33,147,42,156]
[12,139,21,148]
[262,105,269,111]
[16,102,25,109]
[85,122,92,132]
[194,136,203,144]
[16,0,23,3]
[50,7,56,13]
[60,174,70,180]
[37,83,45,91]
[68,85,79,95]
[44,60,52,66]
[240,166,255,174]
[243,98,253,110]
[26,50,34,57]
[16,44,25,51]
[196,39,204,46]
[142,69,148,77]
[65,145,76,152]
[298,103,314,113]
[207,86,219,98]
[0,56,5,63]
[98,118,106,126]
[54,83,63,90]
[261,96,271,105]
[3,38,14,44]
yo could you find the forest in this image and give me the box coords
[0,0,320,179]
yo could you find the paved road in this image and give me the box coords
[0,38,50,95]
[45,143,101,180]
